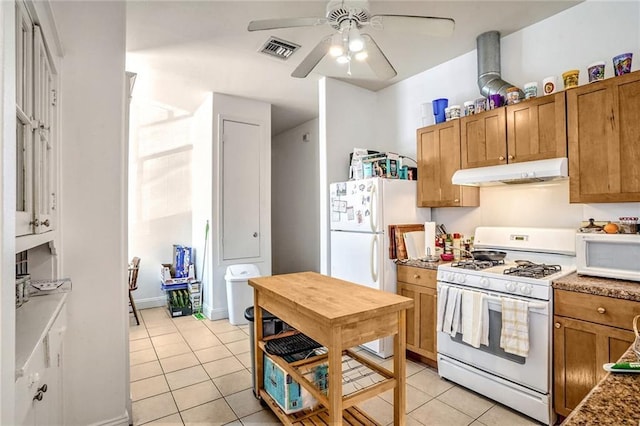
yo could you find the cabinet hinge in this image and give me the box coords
[51,89,57,107]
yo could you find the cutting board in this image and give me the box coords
[403,231,425,260]
[389,224,425,260]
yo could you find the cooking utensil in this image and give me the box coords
[633,315,640,361]
[470,250,507,261]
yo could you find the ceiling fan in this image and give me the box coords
[248,0,455,80]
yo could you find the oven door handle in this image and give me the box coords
[437,282,548,312]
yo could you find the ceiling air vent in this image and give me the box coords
[259,37,300,60]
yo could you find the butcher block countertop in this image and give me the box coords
[553,273,640,425]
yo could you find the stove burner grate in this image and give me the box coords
[503,262,561,279]
[451,259,505,270]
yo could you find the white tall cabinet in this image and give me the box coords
[192,93,272,321]
[5,1,64,425]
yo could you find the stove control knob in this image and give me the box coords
[480,277,490,288]
[455,273,466,284]
[520,284,533,296]
[505,281,517,292]
[447,272,455,282]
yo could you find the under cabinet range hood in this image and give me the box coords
[451,157,568,186]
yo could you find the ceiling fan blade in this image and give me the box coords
[248,17,327,32]
[361,34,397,80]
[291,35,333,78]
[370,15,455,37]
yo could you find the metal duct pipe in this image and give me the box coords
[477,31,523,98]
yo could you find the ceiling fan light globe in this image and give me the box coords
[348,38,365,52]
[336,55,350,64]
[355,50,368,61]
[329,45,344,57]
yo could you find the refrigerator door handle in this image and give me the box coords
[370,234,379,282]
[369,183,377,233]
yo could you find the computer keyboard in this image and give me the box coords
[264,333,322,357]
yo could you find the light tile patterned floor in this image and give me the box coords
[129,307,543,425]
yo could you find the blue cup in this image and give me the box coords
[432,98,449,124]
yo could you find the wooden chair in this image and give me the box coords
[128,257,141,326]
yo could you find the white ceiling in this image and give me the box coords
[126,1,580,135]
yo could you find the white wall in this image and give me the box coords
[272,118,320,274]
[192,93,271,320]
[376,0,640,235]
[319,78,378,273]
[53,2,129,425]
[128,98,194,309]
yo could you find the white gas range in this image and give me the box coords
[436,226,576,426]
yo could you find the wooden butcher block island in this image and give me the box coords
[249,272,413,425]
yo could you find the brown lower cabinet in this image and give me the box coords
[553,289,639,417]
[397,265,437,367]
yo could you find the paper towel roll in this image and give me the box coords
[425,222,436,258]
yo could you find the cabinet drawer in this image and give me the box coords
[397,266,436,288]
[554,289,640,330]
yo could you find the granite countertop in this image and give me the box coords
[561,346,640,426]
[555,273,640,425]
[395,258,441,271]
[553,272,640,301]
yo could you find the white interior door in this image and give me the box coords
[222,119,261,260]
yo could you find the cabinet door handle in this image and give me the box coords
[253,232,258,238]
[555,322,561,329]
[41,219,50,227]
[597,307,606,314]
[37,384,48,393]
[413,274,420,279]
[499,156,505,161]
[33,391,44,401]
[508,155,514,160]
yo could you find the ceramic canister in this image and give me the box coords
[587,62,605,83]
[543,76,557,95]
[449,105,461,119]
[524,82,538,99]
[562,70,580,89]
[464,100,475,116]
[488,94,503,109]
[613,53,633,76]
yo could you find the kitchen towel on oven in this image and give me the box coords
[461,290,489,348]
[440,285,462,336]
[500,298,530,357]
[436,285,448,333]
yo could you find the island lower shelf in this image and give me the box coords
[259,341,396,424]
[259,389,379,426]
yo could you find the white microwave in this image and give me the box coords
[576,233,640,282]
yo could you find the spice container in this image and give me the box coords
[619,217,638,234]
[444,107,452,121]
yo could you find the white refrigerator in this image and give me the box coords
[329,177,430,358]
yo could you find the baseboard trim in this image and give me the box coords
[135,296,166,310]
[205,304,228,321]
[88,411,129,426]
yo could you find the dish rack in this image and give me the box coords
[29,278,72,296]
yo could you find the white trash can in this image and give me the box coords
[225,264,261,325]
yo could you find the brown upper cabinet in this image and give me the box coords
[417,120,479,207]
[460,93,567,169]
[567,70,640,203]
